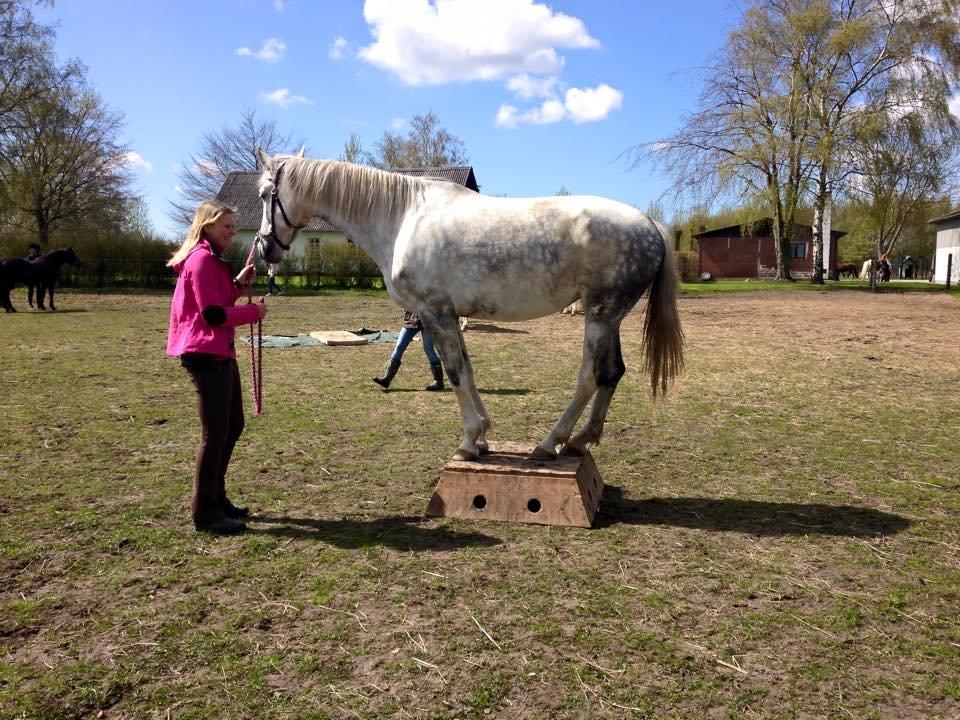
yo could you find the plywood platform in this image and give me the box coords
[425,441,604,528]
[308,330,369,346]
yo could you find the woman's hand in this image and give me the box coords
[235,264,257,286]
[257,298,268,319]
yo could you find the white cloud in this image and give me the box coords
[496,83,622,127]
[259,88,312,107]
[236,37,287,63]
[329,36,349,60]
[273,0,288,10]
[389,116,406,130]
[564,84,623,123]
[950,93,960,119]
[122,151,153,172]
[173,184,185,196]
[359,0,598,85]
[506,73,558,100]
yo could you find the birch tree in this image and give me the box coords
[803,0,960,283]
[633,1,818,279]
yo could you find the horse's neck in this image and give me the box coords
[297,161,416,273]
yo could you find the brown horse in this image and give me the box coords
[0,247,83,312]
[837,262,858,279]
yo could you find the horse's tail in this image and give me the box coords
[644,220,685,397]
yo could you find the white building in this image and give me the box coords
[928,208,960,284]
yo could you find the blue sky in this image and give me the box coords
[39,0,742,238]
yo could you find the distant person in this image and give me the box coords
[24,243,42,307]
[372,310,444,391]
[166,200,267,535]
[266,262,283,295]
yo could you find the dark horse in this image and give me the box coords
[0,247,83,312]
[836,262,858,279]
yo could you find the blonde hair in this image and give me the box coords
[168,200,236,267]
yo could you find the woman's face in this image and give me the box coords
[204,212,236,253]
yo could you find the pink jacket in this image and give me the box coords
[166,240,261,359]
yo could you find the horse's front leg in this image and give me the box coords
[48,284,56,311]
[420,310,485,461]
[27,284,34,308]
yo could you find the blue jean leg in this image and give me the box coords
[420,328,440,364]
[390,326,440,364]
[390,327,418,362]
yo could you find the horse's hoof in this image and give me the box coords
[559,443,585,457]
[530,446,557,461]
[452,449,479,462]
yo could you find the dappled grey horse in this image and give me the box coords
[254,150,684,461]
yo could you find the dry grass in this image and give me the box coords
[1,288,958,719]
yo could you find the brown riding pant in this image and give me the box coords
[182,355,245,523]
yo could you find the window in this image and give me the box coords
[791,242,807,259]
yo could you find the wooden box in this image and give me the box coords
[425,441,604,528]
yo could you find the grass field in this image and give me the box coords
[1,288,958,719]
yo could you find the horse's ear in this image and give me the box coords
[256,147,271,171]
[296,146,305,158]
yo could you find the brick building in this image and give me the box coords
[694,219,845,279]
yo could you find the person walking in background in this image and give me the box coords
[266,262,283,295]
[372,310,444,391]
[166,200,267,535]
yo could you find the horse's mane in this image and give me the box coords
[281,158,429,225]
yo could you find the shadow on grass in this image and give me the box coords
[596,486,912,537]
[463,323,528,334]
[385,387,530,395]
[248,513,502,550]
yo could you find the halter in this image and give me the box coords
[259,163,307,253]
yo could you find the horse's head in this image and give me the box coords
[255,147,308,264]
[64,246,83,267]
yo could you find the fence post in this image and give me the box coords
[948,254,953,291]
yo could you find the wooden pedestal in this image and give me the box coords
[425,441,604,528]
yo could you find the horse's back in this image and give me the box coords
[396,192,666,320]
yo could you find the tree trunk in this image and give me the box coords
[810,167,828,285]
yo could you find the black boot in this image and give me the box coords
[425,361,444,391]
[373,359,401,389]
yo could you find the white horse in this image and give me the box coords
[859,259,874,280]
[254,150,684,461]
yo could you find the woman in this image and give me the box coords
[167,200,267,534]
[372,310,444,391]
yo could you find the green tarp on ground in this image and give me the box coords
[240,329,400,348]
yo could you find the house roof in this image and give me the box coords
[693,218,846,240]
[216,164,480,232]
[928,208,960,225]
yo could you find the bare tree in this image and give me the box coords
[365,112,468,169]
[169,107,302,227]
[0,77,133,246]
[849,111,959,259]
[803,0,960,283]
[631,2,818,279]
[0,0,64,138]
[339,132,364,163]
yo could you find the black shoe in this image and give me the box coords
[425,361,444,391]
[373,359,401,389]
[194,517,247,534]
[223,499,250,519]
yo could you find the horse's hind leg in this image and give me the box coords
[28,283,35,308]
[564,318,626,455]
[532,336,598,459]
[420,310,486,460]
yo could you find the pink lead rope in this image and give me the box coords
[244,243,263,416]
